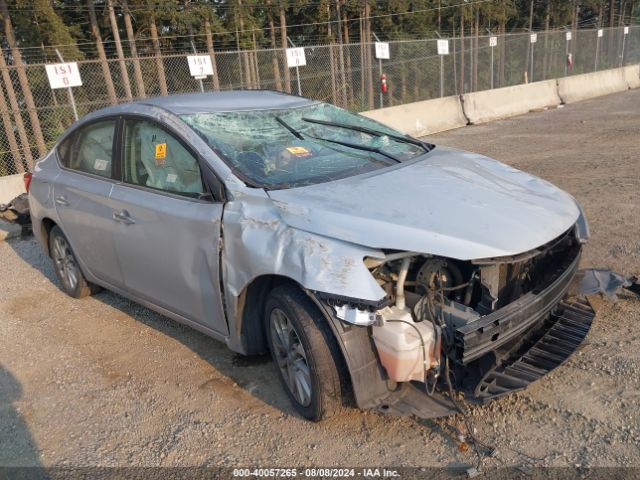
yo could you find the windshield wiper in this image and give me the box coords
[275,116,304,140]
[305,133,401,163]
[301,117,434,153]
[275,115,399,163]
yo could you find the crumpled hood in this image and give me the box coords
[266,147,580,260]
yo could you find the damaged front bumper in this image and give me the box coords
[311,247,597,419]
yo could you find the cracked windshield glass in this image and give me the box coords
[181,103,427,189]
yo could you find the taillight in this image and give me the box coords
[24,172,32,192]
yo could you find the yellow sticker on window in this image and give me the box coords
[286,146,311,157]
[155,143,167,160]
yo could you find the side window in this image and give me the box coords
[58,120,115,178]
[122,118,206,197]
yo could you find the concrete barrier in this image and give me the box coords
[0,173,26,205]
[462,80,561,125]
[361,95,468,137]
[558,68,629,104]
[623,64,640,89]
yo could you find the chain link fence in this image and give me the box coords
[1,25,639,177]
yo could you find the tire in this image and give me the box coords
[49,225,99,299]
[265,285,344,421]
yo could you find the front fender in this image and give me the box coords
[221,187,386,345]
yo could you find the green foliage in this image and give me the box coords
[0,1,637,57]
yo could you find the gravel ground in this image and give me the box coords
[0,89,639,471]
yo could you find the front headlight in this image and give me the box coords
[574,202,590,243]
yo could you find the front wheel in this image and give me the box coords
[265,285,345,421]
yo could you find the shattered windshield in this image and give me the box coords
[180,103,428,189]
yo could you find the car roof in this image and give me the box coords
[129,90,316,115]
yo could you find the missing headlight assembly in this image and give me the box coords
[317,227,595,415]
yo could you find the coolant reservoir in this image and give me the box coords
[372,306,437,383]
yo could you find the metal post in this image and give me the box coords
[439,49,443,96]
[379,58,383,108]
[620,28,627,67]
[435,31,443,98]
[565,37,569,76]
[594,32,600,71]
[287,37,302,96]
[55,49,78,121]
[191,41,205,93]
[490,45,494,89]
[235,27,244,88]
[372,32,383,108]
[530,43,534,82]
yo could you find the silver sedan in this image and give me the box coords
[28,90,593,421]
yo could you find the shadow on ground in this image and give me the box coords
[0,365,42,468]
[7,236,301,419]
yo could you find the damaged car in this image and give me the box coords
[28,90,595,421]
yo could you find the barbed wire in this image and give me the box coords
[9,0,497,51]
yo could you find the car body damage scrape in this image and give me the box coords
[220,184,387,344]
[216,141,597,418]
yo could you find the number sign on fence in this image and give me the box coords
[286,48,306,68]
[187,55,214,78]
[45,63,82,89]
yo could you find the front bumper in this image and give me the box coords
[314,243,595,418]
[453,244,582,365]
[470,296,595,402]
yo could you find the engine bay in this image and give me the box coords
[364,228,582,387]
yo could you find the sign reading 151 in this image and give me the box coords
[187,55,214,77]
[45,62,82,89]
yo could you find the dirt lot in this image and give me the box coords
[1,89,639,471]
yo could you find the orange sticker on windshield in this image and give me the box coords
[286,146,311,157]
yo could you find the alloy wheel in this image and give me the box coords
[52,235,79,292]
[269,308,312,407]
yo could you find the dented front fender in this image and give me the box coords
[221,184,386,351]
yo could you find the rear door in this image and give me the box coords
[108,116,227,334]
[53,118,123,287]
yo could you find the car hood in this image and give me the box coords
[266,147,580,260]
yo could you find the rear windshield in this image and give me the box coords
[180,102,427,189]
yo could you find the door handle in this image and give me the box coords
[112,210,136,225]
[55,195,70,206]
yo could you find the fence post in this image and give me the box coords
[55,50,78,122]
[286,37,302,96]
[594,29,602,71]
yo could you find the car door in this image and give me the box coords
[108,116,227,335]
[53,117,124,287]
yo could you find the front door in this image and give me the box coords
[109,117,227,335]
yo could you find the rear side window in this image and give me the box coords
[122,118,205,197]
[58,120,115,178]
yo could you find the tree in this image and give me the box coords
[122,0,146,97]
[0,0,46,159]
[13,0,82,62]
[107,0,133,100]
[87,0,118,104]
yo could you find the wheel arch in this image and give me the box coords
[231,274,355,406]
[40,217,58,256]
[233,274,299,355]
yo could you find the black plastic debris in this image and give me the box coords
[0,193,30,226]
[575,268,640,299]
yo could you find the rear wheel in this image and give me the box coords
[49,226,98,298]
[265,285,344,421]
